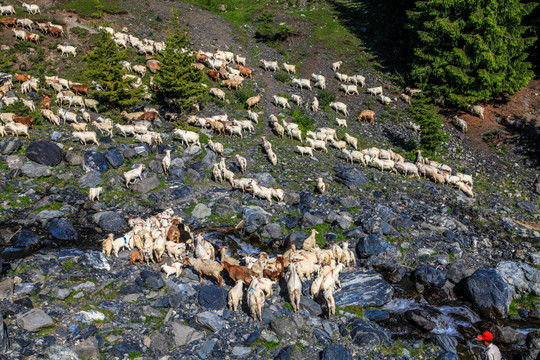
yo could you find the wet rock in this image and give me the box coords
[82,151,109,173]
[244,329,260,345]
[172,185,192,198]
[356,234,393,258]
[44,345,80,360]
[140,270,164,290]
[49,218,78,242]
[343,227,364,239]
[96,211,126,232]
[275,345,295,360]
[26,141,62,166]
[131,174,160,193]
[21,162,52,177]
[495,326,526,344]
[198,285,227,310]
[72,336,99,359]
[334,165,368,189]
[261,223,282,240]
[171,322,204,346]
[182,145,202,162]
[16,308,54,332]
[405,309,436,331]
[455,267,512,319]
[8,229,40,252]
[496,261,540,298]
[0,137,22,155]
[436,352,459,360]
[0,278,13,301]
[284,231,308,249]
[78,171,103,189]
[531,252,540,266]
[335,269,394,307]
[232,346,251,357]
[321,344,352,360]
[347,318,390,346]
[433,334,458,353]
[104,149,124,168]
[446,259,475,284]
[301,212,323,229]
[196,311,223,332]
[525,331,540,360]
[192,203,211,219]
[254,173,276,187]
[79,251,110,271]
[196,338,217,359]
[6,155,23,169]
[243,206,272,234]
[413,265,446,290]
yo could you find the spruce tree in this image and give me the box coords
[407,96,449,155]
[84,31,142,109]
[154,9,204,112]
[408,0,537,107]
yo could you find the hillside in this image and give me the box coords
[1,0,539,359]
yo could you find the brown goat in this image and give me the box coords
[129,250,144,265]
[237,65,252,79]
[13,115,35,129]
[47,25,62,38]
[14,73,31,83]
[71,84,89,96]
[358,110,375,124]
[137,111,159,123]
[207,70,220,82]
[167,218,181,243]
[222,261,257,284]
[0,17,17,29]
[41,96,50,110]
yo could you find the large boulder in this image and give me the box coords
[78,171,103,189]
[104,149,124,168]
[171,322,204,347]
[333,165,368,189]
[82,151,109,173]
[131,175,160,193]
[356,234,393,258]
[8,229,40,252]
[198,285,227,310]
[413,265,446,290]
[455,267,512,319]
[21,162,52,178]
[95,211,126,232]
[242,206,272,234]
[48,218,78,241]
[26,141,62,166]
[347,318,390,347]
[335,269,394,307]
[496,261,540,298]
[0,137,22,155]
[321,344,352,360]
[16,308,54,332]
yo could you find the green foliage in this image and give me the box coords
[0,51,15,72]
[317,90,335,109]
[84,31,143,109]
[2,102,41,124]
[255,11,293,42]
[61,261,76,271]
[509,295,540,316]
[288,107,314,135]
[408,0,537,106]
[338,305,364,318]
[407,96,448,156]
[283,302,293,311]
[59,0,124,18]
[274,70,290,84]
[128,351,142,359]
[70,26,89,39]
[154,9,205,113]
[235,88,256,106]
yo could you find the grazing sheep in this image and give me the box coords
[456,173,473,187]
[377,94,392,105]
[340,84,359,95]
[57,44,77,57]
[161,263,183,279]
[317,177,326,194]
[236,154,247,173]
[367,86,383,96]
[269,118,284,138]
[184,257,223,286]
[267,150,277,166]
[452,116,468,132]
[370,158,395,172]
[246,94,262,110]
[358,110,375,124]
[400,93,411,104]
[291,94,302,107]
[344,133,358,149]
[124,164,145,188]
[348,74,366,87]
[247,280,265,322]
[247,110,259,124]
[89,187,103,202]
[329,101,349,116]
[226,124,243,138]
[228,280,244,311]
[467,104,484,120]
[260,59,279,71]
[72,131,99,146]
[336,118,347,127]
[210,87,226,101]
[456,181,474,197]
[306,138,327,153]
[273,95,291,109]
[208,139,224,156]
[291,78,312,90]
[332,61,343,71]
[286,263,302,313]
[335,72,348,83]
[296,145,313,157]
[282,62,296,74]
[394,162,420,178]
[101,234,114,257]
[251,181,273,203]
[233,119,255,133]
[162,149,172,175]
[311,97,319,112]
[261,136,273,153]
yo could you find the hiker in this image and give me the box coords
[477,331,502,360]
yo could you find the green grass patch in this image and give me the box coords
[287,107,314,135]
[338,305,364,318]
[251,338,280,351]
[59,0,125,18]
[128,351,142,360]
[509,295,540,316]
[70,26,90,39]
[301,222,345,247]
[61,261,77,271]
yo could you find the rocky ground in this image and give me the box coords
[1,0,540,359]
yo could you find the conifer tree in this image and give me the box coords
[408,0,537,106]
[154,9,204,112]
[84,31,142,109]
[407,96,449,155]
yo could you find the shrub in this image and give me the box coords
[317,90,335,108]
[289,107,314,135]
[255,11,293,42]
[274,70,290,84]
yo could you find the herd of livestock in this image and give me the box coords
[1,3,477,208]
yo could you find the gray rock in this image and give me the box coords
[202,150,217,169]
[455,267,512,319]
[140,270,163,290]
[169,165,185,179]
[0,137,22,155]
[446,259,475,284]
[335,269,394,307]
[301,212,324,229]
[171,157,185,168]
[8,229,40,252]
[65,150,82,166]
[496,261,540,298]
[36,210,65,226]
[72,336,99,359]
[232,346,251,357]
[51,287,72,300]
[149,159,163,174]
[6,155,23,169]
[21,162,52,177]
[96,211,126,232]
[171,322,204,346]
[79,251,110,271]
[0,278,14,301]
[123,148,137,159]
[242,206,272,234]
[347,318,390,346]
[212,203,236,217]
[321,344,352,360]
[104,149,124,168]
[192,203,211,219]
[271,318,299,338]
[333,213,353,229]
[198,285,227,310]
[49,218,78,241]
[26,141,62,166]
[197,339,217,359]
[149,331,173,358]
[45,345,80,360]
[413,265,446,290]
[343,227,365,239]
[186,168,201,183]
[131,174,160,193]
[285,231,308,249]
[405,309,436,331]
[531,252,540,266]
[16,308,54,332]
[518,200,536,214]
[51,131,63,141]
[196,311,223,332]
[284,191,300,204]
[496,326,526,344]
[261,223,282,239]
[433,334,458,353]
[436,352,459,360]
[134,144,150,157]
[356,234,393,258]
[334,165,368,189]
[254,173,276,187]
[525,331,540,360]
[182,145,202,161]
[82,151,109,173]
[299,295,322,316]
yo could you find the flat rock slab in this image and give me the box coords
[17,308,54,332]
[171,322,204,346]
[131,175,160,193]
[335,269,394,307]
[26,141,62,166]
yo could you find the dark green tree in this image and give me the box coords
[84,31,142,109]
[408,0,537,107]
[154,9,204,112]
[408,96,449,155]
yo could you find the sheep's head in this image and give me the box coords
[183,257,191,266]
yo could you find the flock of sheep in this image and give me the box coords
[101,208,356,320]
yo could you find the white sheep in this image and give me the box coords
[344,133,358,150]
[282,63,296,74]
[456,181,474,197]
[306,138,328,153]
[0,5,15,15]
[456,173,473,187]
[467,104,484,120]
[22,99,35,112]
[348,74,365,87]
[112,233,133,257]
[336,118,347,127]
[286,263,302,313]
[22,3,40,14]
[236,154,247,173]
[331,61,342,71]
[394,162,420,178]
[247,110,259,124]
[329,101,349,116]
[296,145,313,157]
[235,55,246,66]
[291,94,302,107]
[162,149,172,175]
[247,280,265,321]
[161,263,183,279]
[260,59,279,71]
[452,116,468,132]
[212,163,223,183]
[174,129,201,147]
[226,124,243,138]
[273,95,291,109]
[335,72,348,82]
[306,130,327,142]
[250,181,273,203]
[341,149,366,165]
[73,131,99,145]
[132,65,146,77]
[124,164,145,188]
[370,158,395,172]
[232,177,256,193]
[228,280,244,311]
[378,94,392,105]
[400,93,411,104]
[57,44,77,57]
[165,241,186,261]
[311,97,319,111]
[267,149,278,166]
[292,78,312,90]
[367,86,383,96]
[271,188,284,202]
[317,177,326,194]
[232,119,255,133]
[210,87,226,101]
[339,84,359,95]
[5,123,30,139]
[208,139,224,156]
[115,124,136,137]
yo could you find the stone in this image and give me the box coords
[455,267,513,319]
[242,206,272,234]
[169,165,185,179]
[74,310,105,323]
[0,137,22,155]
[405,309,436,331]
[446,259,475,284]
[496,261,540,298]
[51,287,72,300]
[192,203,211,219]
[363,309,389,322]
[123,148,137,159]
[321,344,352,360]
[72,336,99,359]
[6,155,23,169]
[186,168,201,183]
[436,352,459,360]
[343,227,364,239]
[531,252,540,266]
[334,269,394,307]
[182,145,202,161]
[9,229,40,252]
[198,285,227,310]
[433,334,458,353]
[21,162,52,177]
[299,296,322,316]
[285,231,308,249]
[301,212,324,229]
[171,322,204,346]
[140,270,164,290]
[149,331,173,358]
[51,131,63,141]
[82,151,109,173]
[0,278,14,301]
[356,234,393,258]
[149,160,163,174]
[131,174,160,193]
[274,345,295,360]
[49,218,78,241]
[261,223,282,240]
[96,211,126,232]
[525,331,540,360]
[195,311,223,332]
[518,200,536,214]
[413,265,446,289]
[201,150,217,169]
[65,150,82,166]
[134,144,150,157]
[104,149,124,168]
[254,173,276,187]
[347,318,390,346]
[26,141,62,166]
[271,318,299,338]
[44,345,80,360]
[16,308,54,332]
[232,346,251,357]
[334,164,368,189]
[79,251,110,271]
[495,326,526,344]
[197,339,217,359]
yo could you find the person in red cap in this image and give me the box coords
[477,331,502,360]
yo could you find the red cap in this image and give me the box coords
[477,331,494,341]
